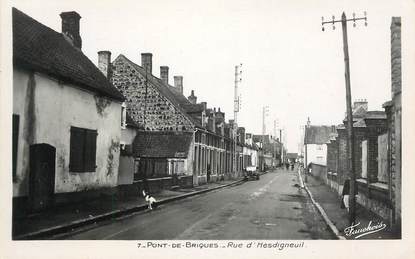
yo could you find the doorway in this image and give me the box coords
[29,143,56,211]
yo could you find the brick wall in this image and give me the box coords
[111,56,193,131]
[336,128,348,185]
[326,139,337,174]
[364,119,387,183]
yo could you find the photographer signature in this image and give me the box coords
[344,221,387,239]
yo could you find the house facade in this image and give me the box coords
[107,52,245,190]
[303,123,337,176]
[322,22,403,235]
[12,9,125,215]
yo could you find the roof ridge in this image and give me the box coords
[13,8,124,101]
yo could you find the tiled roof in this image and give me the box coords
[304,126,334,144]
[13,8,124,101]
[133,131,193,158]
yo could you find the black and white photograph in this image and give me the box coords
[1,0,414,258]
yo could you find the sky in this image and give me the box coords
[6,0,413,152]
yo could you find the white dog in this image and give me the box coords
[142,190,158,210]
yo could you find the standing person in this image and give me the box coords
[285,162,289,170]
[341,176,357,212]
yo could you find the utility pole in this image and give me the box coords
[279,128,283,166]
[261,106,269,171]
[233,64,242,176]
[274,119,278,167]
[322,11,367,225]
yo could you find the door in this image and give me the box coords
[29,144,56,211]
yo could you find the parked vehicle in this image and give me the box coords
[244,166,260,181]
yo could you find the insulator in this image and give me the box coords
[353,23,356,27]
[332,25,335,30]
[322,26,325,31]
[365,22,368,26]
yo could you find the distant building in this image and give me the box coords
[303,123,336,167]
[286,153,298,164]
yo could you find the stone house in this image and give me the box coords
[105,52,242,190]
[355,112,389,220]
[326,18,402,235]
[105,53,196,190]
[12,8,125,215]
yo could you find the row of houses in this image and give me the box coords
[302,17,402,234]
[11,8,283,216]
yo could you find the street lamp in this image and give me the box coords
[321,11,367,225]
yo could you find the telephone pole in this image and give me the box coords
[322,11,367,225]
[233,64,242,175]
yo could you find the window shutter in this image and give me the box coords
[70,127,84,172]
[12,114,19,180]
[84,129,97,171]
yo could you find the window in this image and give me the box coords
[377,134,388,183]
[70,126,97,172]
[361,140,368,179]
[135,158,168,180]
[121,102,127,129]
[12,114,19,181]
[170,160,185,175]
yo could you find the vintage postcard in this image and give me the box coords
[1,0,414,258]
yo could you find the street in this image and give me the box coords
[57,169,334,240]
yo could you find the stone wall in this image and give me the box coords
[111,55,193,132]
[390,16,402,231]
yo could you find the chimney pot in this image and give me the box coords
[188,90,197,104]
[141,53,153,74]
[201,101,207,111]
[160,66,169,85]
[98,50,112,78]
[60,11,82,49]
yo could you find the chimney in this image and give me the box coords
[353,99,368,112]
[201,102,207,111]
[188,90,197,104]
[160,66,169,85]
[141,53,153,74]
[215,108,224,123]
[97,51,111,78]
[60,11,82,49]
[174,76,183,94]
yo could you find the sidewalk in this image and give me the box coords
[13,178,245,240]
[303,174,399,239]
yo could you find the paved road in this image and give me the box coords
[58,169,334,240]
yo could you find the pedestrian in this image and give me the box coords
[285,162,289,170]
[341,177,357,212]
[291,163,294,171]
